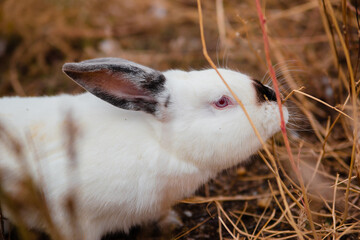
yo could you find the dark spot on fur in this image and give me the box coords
[108,65,166,96]
[252,79,277,103]
[107,65,145,75]
[164,95,171,108]
[142,74,166,94]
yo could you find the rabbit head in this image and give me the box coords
[63,57,288,172]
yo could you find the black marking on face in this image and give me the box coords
[252,79,277,103]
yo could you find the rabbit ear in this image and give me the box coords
[62,58,167,115]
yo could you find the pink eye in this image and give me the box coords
[213,95,233,109]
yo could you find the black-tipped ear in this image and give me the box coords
[62,58,167,115]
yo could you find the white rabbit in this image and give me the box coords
[0,57,288,240]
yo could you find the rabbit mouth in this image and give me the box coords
[260,103,288,136]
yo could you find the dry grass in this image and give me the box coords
[0,0,359,239]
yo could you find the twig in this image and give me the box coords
[293,90,353,120]
[173,217,211,240]
[217,201,223,240]
[282,86,305,103]
[253,209,276,240]
[181,192,279,204]
[218,216,236,239]
[332,174,339,239]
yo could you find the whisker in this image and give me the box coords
[222,46,229,69]
[265,68,304,86]
[261,60,300,83]
[216,37,220,68]
[225,49,229,69]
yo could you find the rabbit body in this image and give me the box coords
[0,58,288,240]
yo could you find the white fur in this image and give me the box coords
[0,68,288,240]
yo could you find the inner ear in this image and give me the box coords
[67,70,153,100]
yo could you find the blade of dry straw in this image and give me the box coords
[181,192,279,204]
[332,174,340,238]
[293,90,353,120]
[173,217,211,240]
[217,201,223,240]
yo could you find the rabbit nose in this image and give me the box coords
[252,80,277,103]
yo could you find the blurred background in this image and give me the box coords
[1,0,360,239]
[0,0,339,98]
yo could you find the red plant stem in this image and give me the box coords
[254,1,318,239]
[254,0,298,178]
